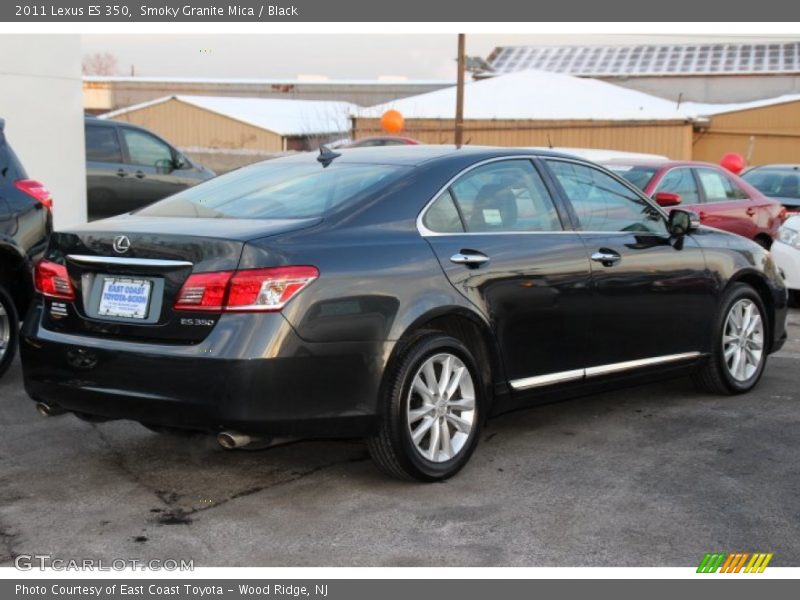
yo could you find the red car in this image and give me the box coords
[345,136,421,148]
[604,160,785,248]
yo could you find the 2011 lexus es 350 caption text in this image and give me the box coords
[21,146,788,481]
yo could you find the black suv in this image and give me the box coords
[85,116,215,221]
[0,118,52,378]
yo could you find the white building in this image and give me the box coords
[0,35,86,228]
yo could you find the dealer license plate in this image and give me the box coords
[97,277,152,320]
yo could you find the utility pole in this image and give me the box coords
[455,33,465,148]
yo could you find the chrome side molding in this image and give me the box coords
[67,255,193,268]
[510,352,703,391]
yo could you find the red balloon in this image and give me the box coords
[720,152,746,175]
[380,109,404,134]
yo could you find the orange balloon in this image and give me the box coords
[380,109,404,134]
[720,152,746,175]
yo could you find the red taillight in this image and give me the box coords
[15,179,53,209]
[34,260,74,300]
[174,266,318,312]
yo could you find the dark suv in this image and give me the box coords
[85,116,214,221]
[0,118,53,378]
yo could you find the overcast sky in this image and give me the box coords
[80,34,798,80]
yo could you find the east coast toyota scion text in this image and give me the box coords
[21,147,788,481]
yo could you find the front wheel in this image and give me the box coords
[367,332,484,481]
[0,284,19,380]
[694,283,768,394]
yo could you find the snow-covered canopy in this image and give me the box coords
[102,95,356,136]
[356,70,696,122]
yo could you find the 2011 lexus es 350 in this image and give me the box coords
[21,146,788,481]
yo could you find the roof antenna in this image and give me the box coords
[317,145,341,168]
[547,133,554,149]
[676,92,683,110]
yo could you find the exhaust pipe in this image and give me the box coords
[217,430,262,450]
[35,402,65,417]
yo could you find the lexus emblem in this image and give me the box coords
[112,235,131,254]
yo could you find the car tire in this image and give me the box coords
[0,284,19,380]
[693,283,769,395]
[366,331,484,482]
[754,235,772,250]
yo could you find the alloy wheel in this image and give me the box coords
[406,352,476,463]
[722,298,765,382]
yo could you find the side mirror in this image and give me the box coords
[668,209,701,237]
[173,155,187,170]
[154,158,175,172]
[653,191,682,207]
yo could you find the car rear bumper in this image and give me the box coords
[773,240,800,291]
[20,303,390,437]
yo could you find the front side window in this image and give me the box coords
[608,165,658,191]
[547,160,666,234]
[443,159,563,233]
[86,125,122,163]
[138,162,408,219]
[697,168,748,202]
[121,128,174,168]
[656,168,700,204]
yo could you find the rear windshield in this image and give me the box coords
[0,139,28,180]
[137,162,408,219]
[742,169,800,199]
[606,165,658,191]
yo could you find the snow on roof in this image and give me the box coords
[102,95,356,136]
[357,70,695,122]
[682,93,800,116]
[84,75,454,86]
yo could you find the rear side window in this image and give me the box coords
[433,159,563,233]
[0,138,28,180]
[608,165,658,190]
[656,168,700,204]
[423,190,464,233]
[86,125,123,163]
[138,162,408,219]
[547,160,666,234]
[697,168,749,202]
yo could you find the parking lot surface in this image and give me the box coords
[1,309,799,567]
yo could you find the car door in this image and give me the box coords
[119,127,186,206]
[420,158,594,388]
[544,158,715,367]
[695,167,757,239]
[85,123,132,220]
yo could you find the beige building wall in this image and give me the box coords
[354,118,694,159]
[693,100,800,165]
[108,98,285,151]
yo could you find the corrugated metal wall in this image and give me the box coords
[693,100,800,165]
[353,118,694,159]
[108,98,285,151]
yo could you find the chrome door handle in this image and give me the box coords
[135,170,146,179]
[591,251,622,266]
[450,251,490,266]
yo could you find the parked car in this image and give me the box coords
[772,214,800,307]
[85,116,214,221]
[741,164,800,213]
[0,118,53,378]
[344,136,421,148]
[21,147,788,481]
[604,160,785,248]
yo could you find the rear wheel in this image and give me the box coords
[367,332,483,481]
[0,284,19,379]
[694,284,768,394]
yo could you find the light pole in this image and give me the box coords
[455,33,465,148]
